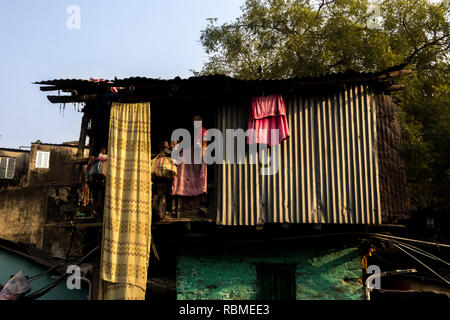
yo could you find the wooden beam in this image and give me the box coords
[41,222,103,229]
[40,86,59,92]
[77,114,89,157]
[153,217,214,225]
[385,84,405,91]
[47,94,97,104]
[47,96,83,103]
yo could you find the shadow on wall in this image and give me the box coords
[176,246,363,300]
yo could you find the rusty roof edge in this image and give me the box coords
[114,65,410,85]
[35,63,410,88]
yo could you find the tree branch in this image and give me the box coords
[405,33,450,64]
[315,0,335,19]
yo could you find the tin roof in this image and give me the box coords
[36,64,410,104]
[36,64,408,89]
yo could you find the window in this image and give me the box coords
[36,151,50,169]
[0,157,16,179]
[256,264,296,300]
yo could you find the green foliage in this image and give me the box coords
[399,63,450,212]
[200,0,450,78]
[199,0,450,213]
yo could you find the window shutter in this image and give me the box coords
[36,151,50,169]
[0,157,6,178]
[36,152,42,168]
[43,151,50,168]
[6,158,15,179]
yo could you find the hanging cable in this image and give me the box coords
[371,251,404,267]
[372,236,433,259]
[390,242,450,286]
[27,240,100,281]
[370,236,450,286]
[390,239,450,267]
[369,233,450,248]
[371,235,450,267]
[23,245,100,300]
[27,257,76,282]
[24,246,99,300]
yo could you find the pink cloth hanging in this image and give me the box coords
[171,148,207,196]
[247,94,290,145]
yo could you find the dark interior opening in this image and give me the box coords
[256,264,296,300]
[150,98,218,221]
[150,99,216,153]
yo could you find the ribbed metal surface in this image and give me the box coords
[375,94,409,222]
[216,84,382,225]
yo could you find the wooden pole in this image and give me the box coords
[77,113,89,157]
[385,84,405,92]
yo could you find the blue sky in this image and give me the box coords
[0,0,243,148]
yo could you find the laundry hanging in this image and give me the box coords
[247,94,290,145]
[171,123,208,197]
[99,102,152,300]
[171,149,207,197]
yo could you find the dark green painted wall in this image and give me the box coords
[177,246,363,300]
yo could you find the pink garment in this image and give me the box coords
[194,127,208,149]
[247,94,290,145]
[171,149,207,196]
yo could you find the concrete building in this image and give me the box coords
[0,148,30,188]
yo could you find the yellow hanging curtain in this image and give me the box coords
[98,102,152,300]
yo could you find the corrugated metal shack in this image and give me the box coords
[35,65,412,300]
[37,65,409,226]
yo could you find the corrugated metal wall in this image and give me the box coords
[375,94,410,222]
[216,84,382,225]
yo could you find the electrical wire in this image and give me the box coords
[372,236,437,261]
[368,233,450,248]
[372,237,448,266]
[391,242,450,286]
[372,235,450,286]
[27,240,100,281]
[372,234,450,268]
[27,258,76,282]
[371,251,404,267]
[23,245,100,300]
[24,246,99,300]
[390,239,450,267]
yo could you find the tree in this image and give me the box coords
[199,0,450,214]
[200,0,450,78]
[399,62,450,213]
